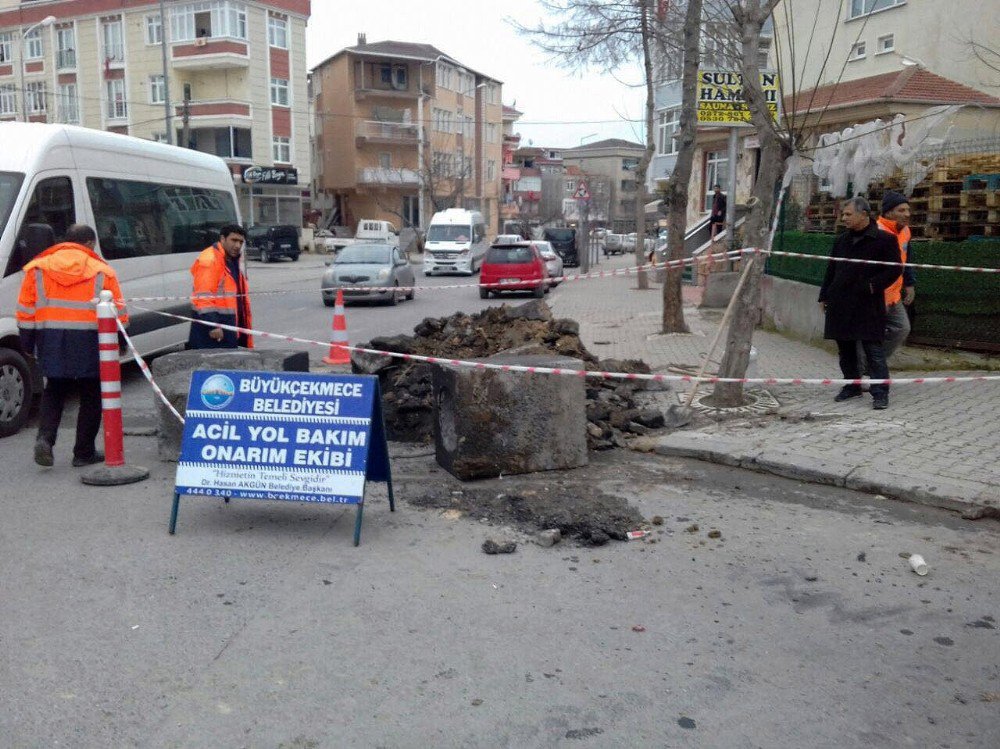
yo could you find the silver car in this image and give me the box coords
[321,243,415,306]
[532,240,564,286]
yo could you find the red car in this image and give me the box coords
[479,241,549,299]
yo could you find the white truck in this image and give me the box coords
[321,219,399,254]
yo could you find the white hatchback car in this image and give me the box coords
[531,240,564,286]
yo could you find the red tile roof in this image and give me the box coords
[785,69,1000,114]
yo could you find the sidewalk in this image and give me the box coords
[549,255,1000,519]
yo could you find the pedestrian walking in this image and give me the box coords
[16,224,129,467]
[708,184,727,242]
[187,224,253,350]
[818,197,901,410]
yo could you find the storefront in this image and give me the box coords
[236,165,303,227]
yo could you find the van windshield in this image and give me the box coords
[545,229,575,241]
[427,225,471,242]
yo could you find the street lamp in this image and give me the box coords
[18,15,56,122]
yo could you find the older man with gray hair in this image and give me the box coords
[818,197,902,410]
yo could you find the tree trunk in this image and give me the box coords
[660,0,703,333]
[633,1,655,291]
[711,0,792,406]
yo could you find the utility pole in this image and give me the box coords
[159,0,173,145]
[181,97,190,150]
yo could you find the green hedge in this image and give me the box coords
[767,232,1000,348]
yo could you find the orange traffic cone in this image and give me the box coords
[323,289,351,365]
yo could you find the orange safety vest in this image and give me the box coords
[190,243,253,347]
[16,242,128,333]
[877,215,910,306]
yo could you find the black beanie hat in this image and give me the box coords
[881,190,909,215]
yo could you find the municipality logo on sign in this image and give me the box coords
[200,374,235,410]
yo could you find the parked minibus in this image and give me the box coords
[0,124,241,437]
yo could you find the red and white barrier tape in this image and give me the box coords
[121,248,746,303]
[761,248,1000,274]
[116,318,185,424]
[129,305,1000,388]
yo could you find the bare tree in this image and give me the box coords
[512,0,670,290]
[657,0,704,333]
[710,0,790,407]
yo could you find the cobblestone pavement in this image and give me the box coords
[549,254,1000,517]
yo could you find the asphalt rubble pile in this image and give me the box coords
[350,299,671,449]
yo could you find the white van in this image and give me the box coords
[423,208,487,275]
[0,123,241,437]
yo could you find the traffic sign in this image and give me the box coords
[574,181,590,200]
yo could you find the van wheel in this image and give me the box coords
[0,348,34,438]
[291,254,299,262]
[260,249,270,264]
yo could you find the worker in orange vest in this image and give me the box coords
[16,224,128,467]
[877,191,915,357]
[858,191,915,374]
[187,224,253,349]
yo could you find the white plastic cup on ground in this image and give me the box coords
[909,554,929,576]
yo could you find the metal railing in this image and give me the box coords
[357,167,420,185]
[356,120,419,142]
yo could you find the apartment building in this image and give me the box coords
[310,37,503,232]
[0,0,311,226]
[561,139,648,233]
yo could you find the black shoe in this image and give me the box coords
[834,387,863,402]
[72,451,104,468]
[872,394,889,410]
[34,440,54,467]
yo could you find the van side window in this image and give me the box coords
[87,177,238,260]
[5,176,75,276]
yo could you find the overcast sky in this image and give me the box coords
[304,0,647,149]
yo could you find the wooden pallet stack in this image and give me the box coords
[804,193,840,233]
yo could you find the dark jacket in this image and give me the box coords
[818,221,901,341]
[710,192,727,221]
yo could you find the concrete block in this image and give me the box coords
[760,275,826,345]
[152,349,310,462]
[751,450,851,487]
[433,354,588,480]
[700,271,742,309]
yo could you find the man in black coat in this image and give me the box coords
[818,197,902,410]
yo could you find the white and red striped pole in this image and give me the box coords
[81,290,149,486]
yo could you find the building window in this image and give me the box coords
[106,79,127,119]
[268,14,288,48]
[566,179,576,193]
[876,33,895,54]
[26,82,46,114]
[378,63,407,91]
[149,75,165,105]
[487,160,496,181]
[849,41,867,60]
[56,26,76,69]
[170,1,248,43]
[0,84,16,116]
[102,18,124,64]
[462,114,474,139]
[433,108,452,133]
[485,83,499,105]
[56,84,79,124]
[657,107,680,156]
[270,78,289,106]
[0,32,12,64]
[435,63,453,90]
[25,29,43,60]
[179,126,251,158]
[848,0,905,20]
[704,150,729,211]
[153,132,169,143]
[485,123,498,143]
[272,136,290,163]
[145,14,163,45]
[378,152,391,169]
[622,157,639,172]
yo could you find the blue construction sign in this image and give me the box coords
[171,370,394,545]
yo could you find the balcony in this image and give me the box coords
[356,120,420,145]
[171,39,250,71]
[357,167,420,187]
